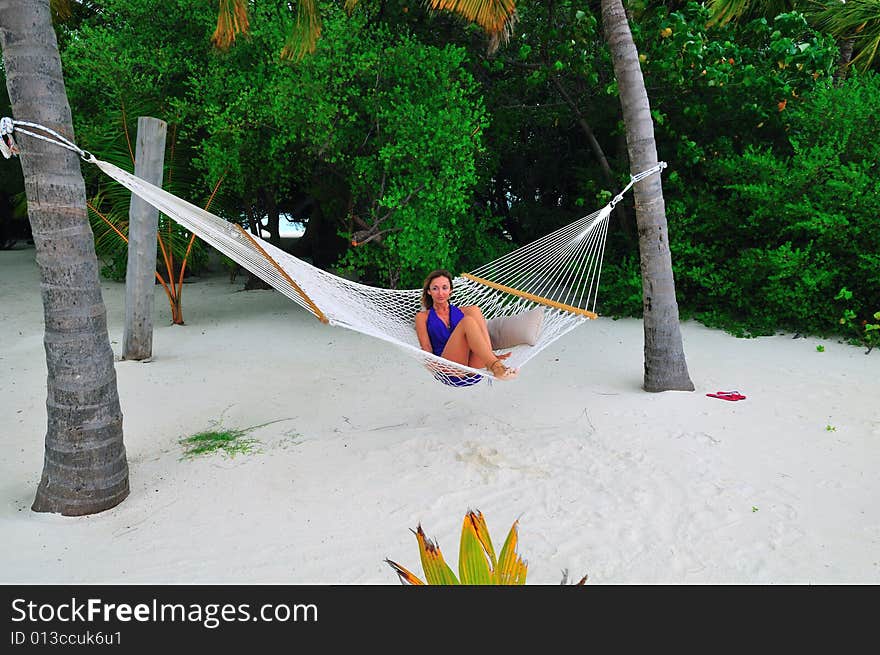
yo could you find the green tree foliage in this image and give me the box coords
[669,73,880,336]
[191,7,503,286]
[61,0,212,147]
[634,6,837,159]
[323,17,503,286]
[598,3,840,320]
[468,2,623,246]
[707,0,880,73]
[60,0,214,284]
[59,1,501,289]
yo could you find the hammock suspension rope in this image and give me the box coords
[2,117,665,387]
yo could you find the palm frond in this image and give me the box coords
[212,0,250,51]
[50,0,73,22]
[415,525,460,584]
[384,558,426,585]
[387,511,533,585]
[80,99,217,284]
[466,510,497,569]
[811,0,880,71]
[280,0,322,62]
[706,0,794,27]
[426,0,518,52]
[87,192,129,280]
[458,512,493,584]
[493,518,527,585]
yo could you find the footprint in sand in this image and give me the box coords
[455,443,502,471]
[455,442,549,481]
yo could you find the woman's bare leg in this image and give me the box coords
[441,316,517,378]
[460,305,510,368]
[460,306,491,347]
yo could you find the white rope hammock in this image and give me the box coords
[1,117,665,387]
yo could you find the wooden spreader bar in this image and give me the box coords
[461,273,598,319]
[234,225,329,324]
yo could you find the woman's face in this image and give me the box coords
[427,275,452,306]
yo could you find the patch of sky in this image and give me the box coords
[259,213,306,239]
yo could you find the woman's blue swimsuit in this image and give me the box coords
[425,304,481,387]
[426,304,465,356]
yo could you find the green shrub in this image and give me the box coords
[664,73,880,337]
[836,287,880,354]
[597,256,643,318]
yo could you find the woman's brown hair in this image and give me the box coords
[421,269,454,309]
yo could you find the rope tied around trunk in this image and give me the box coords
[1,116,94,161]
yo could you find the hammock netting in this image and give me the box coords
[95,158,613,386]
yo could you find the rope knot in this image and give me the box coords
[605,161,667,210]
[0,117,20,159]
[0,117,88,160]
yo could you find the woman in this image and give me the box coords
[415,269,517,380]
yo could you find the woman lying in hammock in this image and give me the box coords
[415,269,518,380]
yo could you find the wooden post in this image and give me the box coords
[122,116,167,360]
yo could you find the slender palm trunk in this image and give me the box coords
[0,0,129,514]
[834,37,854,84]
[600,0,694,392]
[549,75,633,240]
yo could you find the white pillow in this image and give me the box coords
[486,307,544,349]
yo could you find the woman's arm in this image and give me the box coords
[415,311,433,353]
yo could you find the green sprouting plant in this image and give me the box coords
[835,287,880,354]
[179,427,261,459]
[385,510,587,585]
[816,345,825,352]
[178,416,296,459]
[825,424,837,432]
[179,415,299,458]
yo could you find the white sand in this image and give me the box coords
[1,246,878,584]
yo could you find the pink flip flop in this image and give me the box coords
[706,390,746,401]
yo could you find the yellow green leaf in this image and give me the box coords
[458,515,492,585]
[416,525,460,585]
[494,519,528,585]
[465,510,497,569]
[385,558,425,585]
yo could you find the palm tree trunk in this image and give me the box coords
[549,75,617,187]
[600,0,694,392]
[0,0,129,514]
[834,37,854,84]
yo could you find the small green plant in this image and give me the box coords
[835,288,880,354]
[815,344,825,352]
[825,424,837,432]
[179,427,260,459]
[752,506,759,513]
[179,416,280,458]
[386,510,586,585]
[179,417,296,458]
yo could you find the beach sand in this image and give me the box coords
[2,245,878,584]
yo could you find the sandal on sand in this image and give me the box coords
[706,390,746,401]
[488,359,518,380]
